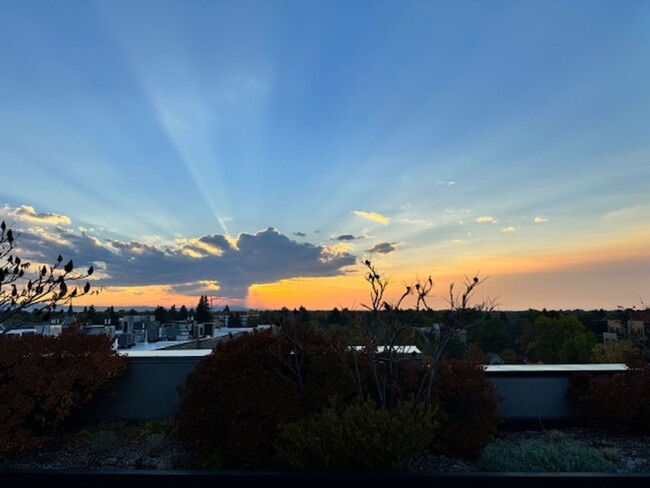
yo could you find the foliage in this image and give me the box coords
[431,359,500,458]
[0,220,96,333]
[0,327,126,454]
[88,430,119,453]
[592,340,640,363]
[569,360,650,432]
[175,329,300,468]
[352,259,494,408]
[195,295,211,323]
[276,400,437,471]
[526,315,595,363]
[272,317,356,413]
[479,438,616,472]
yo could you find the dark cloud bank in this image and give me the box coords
[17,227,356,299]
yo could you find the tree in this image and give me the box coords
[105,306,118,326]
[349,259,494,408]
[154,305,169,323]
[179,304,189,320]
[195,295,211,323]
[85,304,97,324]
[169,304,179,321]
[0,221,95,334]
[527,315,595,363]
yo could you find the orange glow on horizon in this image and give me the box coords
[69,229,650,311]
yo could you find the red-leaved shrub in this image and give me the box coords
[431,359,500,458]
[175,327,356,469]
[0,327,126,454]
[175,330,298,468]
[570,359,650,432]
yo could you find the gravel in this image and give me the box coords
[6,427,650,473]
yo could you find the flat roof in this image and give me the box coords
[484,363,628,373]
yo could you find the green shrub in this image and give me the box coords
[431,360,500,458]
[275,400,438,471]
[479,439,616,472]
[146,432,167,453]
[0,327,127,454]
[88,429,119,453]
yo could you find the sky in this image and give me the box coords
[0,0,648,311]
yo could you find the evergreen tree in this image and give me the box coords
[179,305,189,320]
[170,305,179,320]
[154,306,169,323]
[196,295,211,323]
[86,305,97,324]
[107,306,118,326]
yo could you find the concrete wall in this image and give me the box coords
[82,356,626,422]
[83,354,205,421]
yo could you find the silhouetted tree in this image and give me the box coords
[106,306,118,326]
[350,259,494,407]
[179,305,189,320]
[170,304,179,321]
[196,295,211,323]
[154,305,169,323]
[0,221,95,334]
[85,304,97,324]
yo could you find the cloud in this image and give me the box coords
[293,232,307,237]
[335,234,357,241]
[367,242,396,254]
[601,205,650,225]
[476,216,497,223]
[354,210,390,225]
[10,222,356,300]
[502,226,516,232]
[447,181,456,186]
[323,243,355,255]
[3,205,71,225]
[170,280,221,296]
[534,216,549,224]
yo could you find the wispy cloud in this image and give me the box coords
[601,205,650,225]
[3,205,71,226]
[354,210,390,225]
[293,232,307,237]
[476,216,497,223]
[335,234,357,241]
[502,226,516,232]
[534,216,549,224]
[367,242,396,254]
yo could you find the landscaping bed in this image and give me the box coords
[5,422,650,473]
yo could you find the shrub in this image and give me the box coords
[479,439,616,472]
[276,400,437,471]
[175,326,357,469]
[569,360,650,432]
[0,327,126,454]
[431,359,500,458]
[88,430,119,453]
[175,329,301,468]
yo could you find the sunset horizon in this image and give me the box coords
[1,1,648,312]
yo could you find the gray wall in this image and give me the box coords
[83,356,204,421]
[83,357,618,422]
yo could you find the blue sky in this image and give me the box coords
[0,1,648,309]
